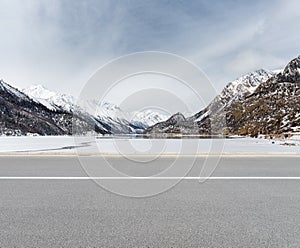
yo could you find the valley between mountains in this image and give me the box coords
[0,56,299,137]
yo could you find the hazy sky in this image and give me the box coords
[0,0,299,109]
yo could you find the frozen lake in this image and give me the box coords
[0,135,298,154]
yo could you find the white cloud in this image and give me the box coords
[0,0,299,108]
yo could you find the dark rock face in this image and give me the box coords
[146,112,198,134]
[145,57,300,136]
[277,56,300,83]
[0,80,109,136]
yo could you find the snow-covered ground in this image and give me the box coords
[0,136,298,155]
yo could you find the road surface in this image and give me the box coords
[0,156,299,247]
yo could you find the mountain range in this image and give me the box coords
[0,56,299,136]
[0,82,168,135]
[146,56,300,137]
[0,80,103,136]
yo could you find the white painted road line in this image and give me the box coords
[1,177,300,180]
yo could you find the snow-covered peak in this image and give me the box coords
[24,85,56,99]
[22,85,76,112]
[193,69,275,122]
[221,69,274,98]
[128,109,169,126]
[22,84,170,129]
[95,102,169,126]
[22,84,169,129]
[95,101,125,119]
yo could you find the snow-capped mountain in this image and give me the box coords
[146,57,300,136]
[0,80,108,136]
[129,110,169,127]
[4,56,299,137]
[22,85,169,133]
[219,69,275,100]
[93,102,169,134]
[95,102,125,119]
[94,102,168,126]
[146,69,275,134]
[223,56,300,135]
[22,85,76,112]
[92,102,169,134]
[193,69,275,122]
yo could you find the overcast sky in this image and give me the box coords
[0,0,299,110]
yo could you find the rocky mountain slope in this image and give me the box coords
[226,57,300,136]
[0,80,109,136]
[146,57,300,136]
[2,56,299,136]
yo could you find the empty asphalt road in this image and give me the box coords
[0,156,300,247]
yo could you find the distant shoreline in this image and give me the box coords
[0,153,299,157]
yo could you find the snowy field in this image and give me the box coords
[0,135,299,155]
